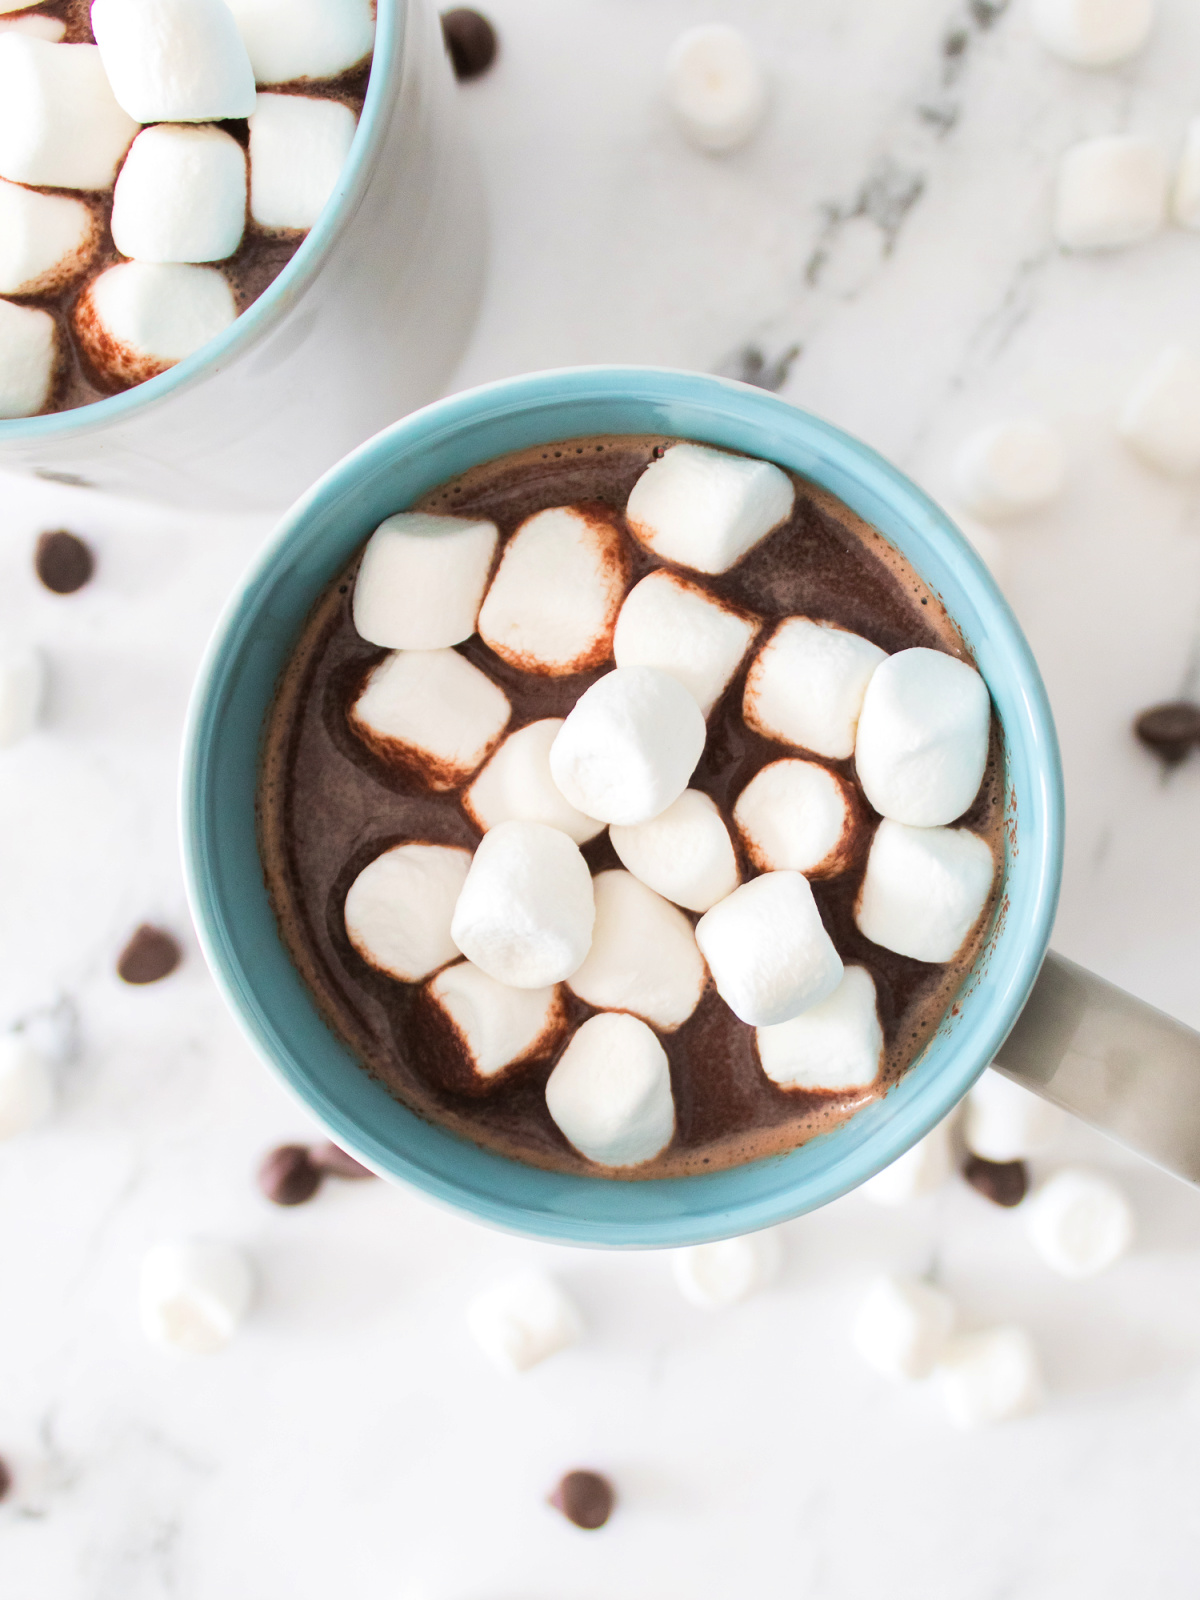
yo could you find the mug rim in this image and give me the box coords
[181,365,1065,1247]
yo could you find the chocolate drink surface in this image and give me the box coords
[258,435,1004,1180]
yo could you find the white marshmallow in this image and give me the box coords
[625,442,794,575]
[1173,119,1200,229]
[248,92,357,231]
[0,16,67,41]
[744,617,885,759]
[1117,346,1200,477]
[665,24,767,154]
[0,1034,54,1137]
[425,960,564,1088]
[673,1231,780,1309]
[0,179,97,296]
[111,124,246,265]
[861,1116,954,1205]
[467,1269,582,1375]
[0,642,44,743]
[0,37,138,190]
[852,1276,956,1381]
[566,869,707,1031]
[477,506,627,676]
[450,820,595,989]
[352,512,498,652]
[609,789,739,913]
[74,261,237,387]
[756,966,883,1092]
[695,870,843,1028]
[549,666,706,826]
[613,569,757,716]
[0,299,55,418]
[91,0,256,123]
[349,648,510,789]
[226,0,374,84]
[544,1011,675,1168]
[466,720,604,846]
[965,1068,1064,1162]
[1055,134,1167,251]
[734,758,856,878]
[344,842,471,984]
[856,819,995,964]
[140,1239,254,1355]
[1024,1167,1134,1278]
[1031,0,1153,67]
[937,1327,1043,1428]
[855,648,991,828]
[952,421,1066,520]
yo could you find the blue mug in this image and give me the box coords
[181,366,1064,1247]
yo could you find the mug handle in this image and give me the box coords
[993,950,1200,1185]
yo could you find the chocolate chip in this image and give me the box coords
[116,925,182,985]
[258,1144,323,1206]
[0,1454,11,1502]
[34,530,94,595]
[441,8,497,79]
[313,1140,375,1179]
[963,1155,1028,1208]
[548,1470,614,1530]
[1134,701,1200,766]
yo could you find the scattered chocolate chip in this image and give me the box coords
[963,1155,1028,1208]
[1134,701,1200,766]
[258,1144,324,1206]
[0,1454,11,1502]
[34,530,94,595]
[441,8,497,79]
[313,1140,375,1179]
[116,925,182,985]
[548,1470,615,1530]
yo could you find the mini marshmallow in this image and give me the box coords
[467,1269,582,1375]
[852,1276,956,1381]
[344,842,471,983]
[248,92,357,231]
[965,1068,1064,1162]
[673,1231,780,1309]
[352,511,498,651]
[425,960,564,1088]
[0,15,67,40]
[545,1012,675,1167]
[567,870,707,1031]
[74,261,237,387]
[466,720,604,845]
[477,506,627,676]
[937,1327,1043,1428]
[0,179,97,296]
[226,0,375,84]
[549,666,706,826]
[856,819,995,964]
[734,758,856,878]
[111,124,246,264]
[450,820,595,988]
[953,421,1066,520]
[855,648,991,828]
[1024,1167,1134,1278]
[609,789,739,913]
[0,642,44,743]
[1173,119,1200,229]
[743,617,885,759]
[1055,134,1167,251]
[665,24,767,154]
[756,966,883,1092]
[0,37,138,190]
[1031,0,1153,67]
[625,442,794,575]
[1117,346,1200,477]
[612,569,757,715]
[140,1239,254,1355]
[0,300,55,418]
[0,1034,54,1138]
[91,0,256,123]
[861,1116,954,1204]
[695,871,843,1028]
[349,648,510,788]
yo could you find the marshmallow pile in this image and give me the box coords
[0,0,369,417]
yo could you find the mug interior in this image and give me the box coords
[181,367,1064,1247]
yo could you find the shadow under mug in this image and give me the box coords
[181,366,1065,1247]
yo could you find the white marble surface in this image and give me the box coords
[4,0,1200,1594]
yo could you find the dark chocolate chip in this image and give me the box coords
[1134,701,1200,766]
[117,925,182,985]
[0,1454,11,1502]
[548,1470,614,1530]
[313,1140,375,1179]
[34,530,94,595]
[441,8,497,79]
[258,1144,323,1206]
[963,1155,1028,1208]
